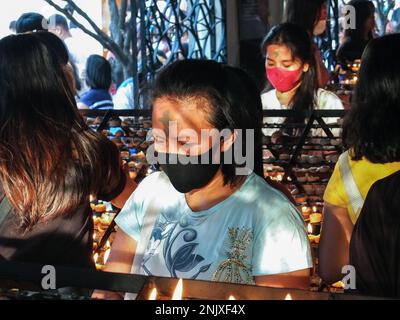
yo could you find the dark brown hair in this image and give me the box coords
[0,32,118,231]
[343,34,400,163]
[285,0,327,35]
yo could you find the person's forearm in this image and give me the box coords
[92,230,136,300]
[319,204,353,284]
[111,175,137,209]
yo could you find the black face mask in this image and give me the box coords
[157,147,221,194]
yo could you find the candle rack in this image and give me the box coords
[0,261,387,300]
[78,109,348,286]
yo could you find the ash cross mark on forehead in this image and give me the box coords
[160,111,171,136]
[272,50,280,58]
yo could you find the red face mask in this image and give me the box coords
[266,67,303,93]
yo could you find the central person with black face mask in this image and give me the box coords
[93,60,312,300]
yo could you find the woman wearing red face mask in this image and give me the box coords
[285,0,329,88]
[261,23,343,137]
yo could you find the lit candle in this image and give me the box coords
[172,279,183,300]
[312,206,318,213]
[228,295,236,300]
[308,213,322,236]
[284,293,293,300]
[149,288,158,300]
[103,248,111,264]
[301,206,311,218]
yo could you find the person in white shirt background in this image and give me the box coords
[48,14,100,96]
[260,23,343,138]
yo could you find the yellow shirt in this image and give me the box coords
[324,153,400,224]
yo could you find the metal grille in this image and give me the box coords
[318,0,340,72]
[131,0,227,108]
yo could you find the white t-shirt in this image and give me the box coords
[113,78,134,110]
[261,88,344,136]
[115,171,312,284]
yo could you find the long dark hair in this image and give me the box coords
[0,33,114,231]
[152,59,263,186]
[262,23,317,122]
[285,0,326,35]
[343,34,400,163]
[344,0,375,41]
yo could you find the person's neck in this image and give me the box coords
[275,82,301,107]
[184,170,246,212]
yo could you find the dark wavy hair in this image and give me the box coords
[261,23,317,124]
[285,0,327,35]
[0,33,118,231]
[86,54,112,90]
[343,34,400,163]
[152,59,263,186]
[344,0,375,41]
[16,12,46,33]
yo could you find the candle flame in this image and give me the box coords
[103,248,111,264]
[93,253,99,264]
[284,293,293,300]
[172,279,183,300]
[228,295,236,300]
[307,223,313,234]
[90,194,95,202]
[312,206,317,213]
[149,288,158,300]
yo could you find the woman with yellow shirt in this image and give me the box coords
[319,34,400,285]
